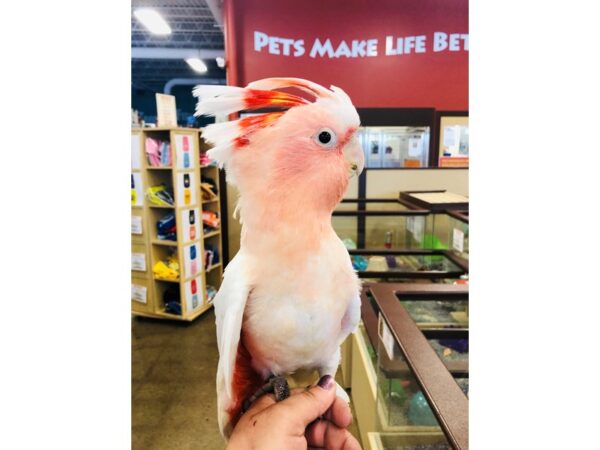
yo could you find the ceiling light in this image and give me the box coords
[186,58,208,73]
[216,57,225,68]
[134,8,171,35]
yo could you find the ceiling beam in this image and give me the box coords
[204,0,223,29]
[131,47,224,59]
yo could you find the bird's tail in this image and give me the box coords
[217,340,264,439]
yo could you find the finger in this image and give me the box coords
[275,375,337,428]
[324,396,353,429]
[306,419,362,450]
[305,419,328,447]
[325,423,362,450]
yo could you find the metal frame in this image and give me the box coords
[366,283,469,450]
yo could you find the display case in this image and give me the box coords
[349,249,468,281]
[399,191,469,252]
[333,199,429,249]
[352,284,468,450]
[358,126,431,168]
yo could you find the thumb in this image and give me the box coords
[277,375,337,428]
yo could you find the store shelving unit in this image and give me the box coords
[200,162,224,298]
[131,127,224,321]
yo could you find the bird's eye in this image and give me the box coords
[314,128,337,149]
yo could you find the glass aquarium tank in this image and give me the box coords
[399,295,468,329]
[349,250,467,282]
[398,191,469,253]
[358,127,431,168]
[360,283,468,449]
[333,199,428,250]
[374,321,468,432]
[368,431,452,450]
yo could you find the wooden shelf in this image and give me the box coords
[202,198,219,204]
[148,204,174,209]
[156,308,185,319]
[147,166,173,170]
[187,302,213,320]
[153,277,180,283]
[206,262,222,272]
[143,126,199,132]
[204,229,220,238]
[151,239,177,246]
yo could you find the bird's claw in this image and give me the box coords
[241,375,290,413]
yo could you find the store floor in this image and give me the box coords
[133,309,360,450]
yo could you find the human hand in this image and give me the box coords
[226,375,362,450]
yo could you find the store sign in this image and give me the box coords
[253,31,468,59]
[224,0,468,110]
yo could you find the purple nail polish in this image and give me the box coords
[317,375,334,390]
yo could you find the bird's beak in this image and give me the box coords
[344,136,364,177]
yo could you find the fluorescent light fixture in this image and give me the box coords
[134,8,171,35]
[186,58,208,73]
[216,57,225,68]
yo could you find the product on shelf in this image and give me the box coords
[153,252,179,280]
[145,137,171,167]
[206,285,217,303]
[156,212,176,241]
[342,238,357,250]
[188,210,197,240]
[201,176,218,195]
[199,152,212,167]
[131,174,137,204]
[202,210,220,229]
[201,182,218,201]
[147,184,174,206]
[204,244,220,269]
[163,285,181,315]
[351,255,368,271]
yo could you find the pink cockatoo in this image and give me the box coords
[193,78,364,438]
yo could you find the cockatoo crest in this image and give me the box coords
[193,78,357,169]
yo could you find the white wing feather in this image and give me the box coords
[214,252,251,436]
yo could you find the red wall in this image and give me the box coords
[224,0,468,110]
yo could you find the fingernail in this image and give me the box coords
[317,375,334,390]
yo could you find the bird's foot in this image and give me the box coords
[271,375,290,402]
[241,375,290,413]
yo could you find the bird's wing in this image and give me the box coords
[214,252,252,435]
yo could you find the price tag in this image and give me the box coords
[131,135,141,170]
[131,284,147,304]
[131,216,143,235]
[453,228,464,253]
[131,253,146,272]
[378,313,395,360]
